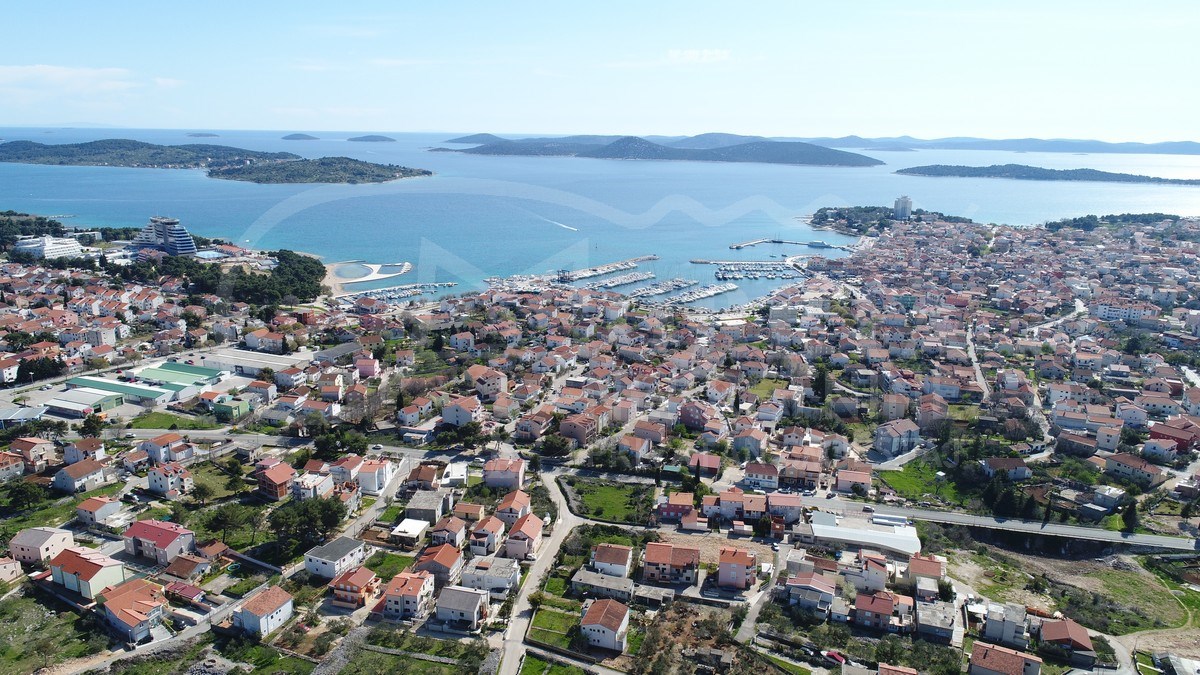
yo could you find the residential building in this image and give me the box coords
[377,570,435,620]
[49,547,126,599]
[122,520,195,566]
[969,642,1042,675]
[329,566,379,608]
[232,585,294,637]
[100,578,167,643]
[717,547,757,589]
[460,556,521,600]
[414,543,464,588]
[505,513,544,560]
[8,527,74,564]
[304,537,368,579]
[435,585,489,631]
[590,543,634,578]
[580,598,630,652]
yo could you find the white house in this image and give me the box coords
[590,543,634,578]
[232,585,294,637]
[580,599,630,652]
[304,537,368,579]
[8,527,74,564]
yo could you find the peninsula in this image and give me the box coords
[0,139,430,184]
[897,163,1200,186]
[433,133,882,167]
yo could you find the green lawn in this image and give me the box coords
[0,595,110,675]
[566,478,653,523]
[765,654,812,675]
[531,609,578,633]
[365,551,415,581]
[131,411,220,430]
[878,461,962,503]
[528,628,573,650]
[750,378,788,400]
[948,404,980,423]
[544,576,568,596]
[520,655,587,675]
[379,505,403,523]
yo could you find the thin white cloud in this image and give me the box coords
[607,49,733,69]
[0,64,138,94]
[368,58,441,68]
[666,49,731,64]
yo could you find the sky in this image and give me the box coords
[1,1,1196,141]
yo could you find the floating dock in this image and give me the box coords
[627,278,699,298]
[664,283,738,305]
[556,255,659,282]
[584,271,655,289]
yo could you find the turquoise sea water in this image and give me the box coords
[3,127,1200,308]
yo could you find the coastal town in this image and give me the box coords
[2,204,1200,675]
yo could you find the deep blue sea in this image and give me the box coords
[3,127,1200,308]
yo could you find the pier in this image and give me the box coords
[584,271,655,289]
[556,254,659,282]
[662,283,738,305]
[728,238,848,251]
[627,278,699,298]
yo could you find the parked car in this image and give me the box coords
[823,651,846,665]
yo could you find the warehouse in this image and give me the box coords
[65,376,174,406]
[201,348,309,377]
[46,388,124,418]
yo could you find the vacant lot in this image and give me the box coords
[563,477,653,523]
[878,460,963,504]
[656,529,777,568]
[131,411,220,430]
[947,547,1186,635]
[365,551,415,581]
[0,594,109,675]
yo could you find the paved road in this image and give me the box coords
[965,326,991,403]
[495,469,582,675]
[804,496,1197,550]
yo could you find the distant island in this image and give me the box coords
[444,133,507,144]
[433,133,882,167]
[897,163,1200,186]
[186,132,219,138]
[347,135,396,142]
[282,133,319,141]
[802,135,1200,155]
[210,156,430,184]
[0,139,429,184]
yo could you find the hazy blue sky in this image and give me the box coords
[1,1,1194,141]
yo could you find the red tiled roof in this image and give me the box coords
[241,585,292,617]
[582,598,629,633]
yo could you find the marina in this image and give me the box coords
[335,281,456,301]
[556,254,660,282]
[663,282,739,305]
[583,271,655,289]
[626,277,700,298]
[712,261,806,281]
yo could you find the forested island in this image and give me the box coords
[897,163,1200,186]
[0,139,429,184]
[210,156,431,183]
[186,132,219,138]
[433,133,882,167]
[282,133,319,141]
[347,135,396,142]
